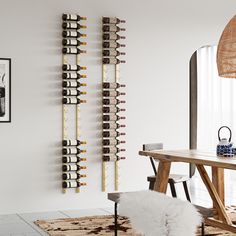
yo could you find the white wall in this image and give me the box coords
[0,0,235,214]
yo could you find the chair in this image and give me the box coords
[144,143,191,201]
[108,191,202,236]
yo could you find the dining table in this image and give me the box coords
[139,149,236,233]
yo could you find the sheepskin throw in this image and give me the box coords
[119,190,202,236]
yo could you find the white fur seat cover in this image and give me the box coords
[119,190,202,236]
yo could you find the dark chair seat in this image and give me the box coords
[147,174,190,184]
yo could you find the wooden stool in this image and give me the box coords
[143,143,191,201]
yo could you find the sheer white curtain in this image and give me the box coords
[197,45,236,151]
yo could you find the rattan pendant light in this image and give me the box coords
[217,15,236,78]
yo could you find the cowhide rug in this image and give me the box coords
[35,206,236,236]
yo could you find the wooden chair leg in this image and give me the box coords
[169,182,177,198]
[183,181,191,202]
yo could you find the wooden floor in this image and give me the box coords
[1,173,236,235]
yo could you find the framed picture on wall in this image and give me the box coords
[0,58,11,123]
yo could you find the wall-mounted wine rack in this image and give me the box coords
[61,13,87,193]
[102,17,126,192]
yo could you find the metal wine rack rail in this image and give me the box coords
[102,16,126,191]
[61,13,87,193]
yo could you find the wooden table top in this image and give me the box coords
[139,149,236,170]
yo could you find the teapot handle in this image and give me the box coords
[218,126,232,142]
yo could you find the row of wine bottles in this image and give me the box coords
[102,16,126,65]
[62,14,87,190]
[62,14,87,55]
[63,15,125,24]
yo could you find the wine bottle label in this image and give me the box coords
[69,73,78,79]
[68,31,77,37]
[68,22,77,29]
[68,39,77,45]
[68,181,77,188]
[66,14,78,21]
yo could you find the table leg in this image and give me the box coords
[154,160,171,193]
[212,167,224,220]
[196,164,232,225]
[212,167,225,205]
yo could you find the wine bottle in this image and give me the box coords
[103,155,126,162]
[103,98,125,105]
[103,33,125,40]
[62,181,86,188]
[102,17,126,24]
[62,97,86,104]
[62,81,87,88]
[62,64,87,71]
[103,106,126,113]
[103,25,125,32]
[62,47,86,55]
[62,22,87,30]
[62,164,86,171]
[103,131,126,137]
[103,123,125,129]
[103,82,125,89]
[103,50,125,57]
[62,30,87,38]
[62,72,87,80]
[62,156,87,163]
[103,147,125,154]
[62,39,87,46]
[103,114,125,121]
[62,148,86,155]
[103,41,125,49]
[62,172,86,180]
[62,89,86,96]
[103,139,125,146]
[62,14,87,21]
[103,58,126,64]
[62,140,87,146]
[103,90,126,97]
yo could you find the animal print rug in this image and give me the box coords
[35,207,236,235]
